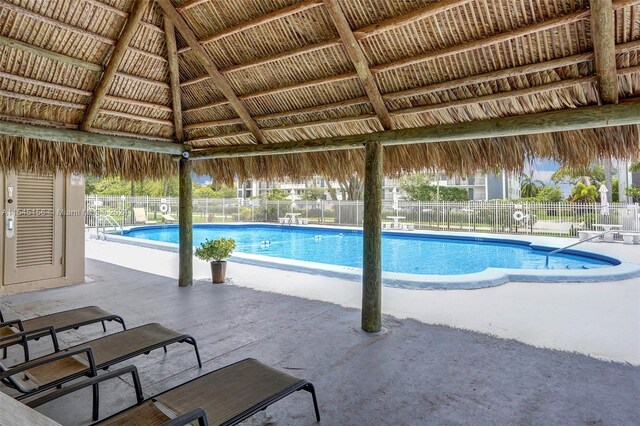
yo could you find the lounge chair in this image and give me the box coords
[1,323,201,420]
[132,208,157,225]
[1,306,126,361]
[162,214,176,224]
[27,358,320,425]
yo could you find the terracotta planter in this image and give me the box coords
[210,261,227,284]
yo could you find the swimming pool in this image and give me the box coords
[116,224,637,289]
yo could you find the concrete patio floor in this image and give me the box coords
[1,259,639,425]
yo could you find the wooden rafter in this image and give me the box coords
[376,0,640,74]
[188,102,640,160]
[177,0,323,54]
[164,15,184,142]
[81,0,151,131]
[0,69,171,110]
[99,109,173,126]
[83,0,128,17]
[591,0,619,104]
[103,95,173,112]
[0,0,115,45]
[323,0,393,130]
[184,97,370,131]
[0,71,92,97]
[115,72,170,89]
[384,53,595,101]
[391,77,598,117]
[182,73,359,114]
[1,1,165,53]
[0,119,185,154]
[0,35,102,72]
[181,40,640,129]
[176,2,606,91]
[156,0,266,144]
[0,88,172,125]
[176,0,210,12]
[353,0,473,41]
[0,89,85,109]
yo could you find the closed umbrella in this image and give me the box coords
[599,184,610,218]
[392,187,399,213]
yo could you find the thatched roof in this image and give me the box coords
[1,0,639,181]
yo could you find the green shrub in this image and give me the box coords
[195,237,236,262]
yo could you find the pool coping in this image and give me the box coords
[105,223,640,290]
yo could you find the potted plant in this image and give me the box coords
[195,237,236,283]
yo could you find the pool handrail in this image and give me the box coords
[544,230,613,268]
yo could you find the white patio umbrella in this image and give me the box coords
[392,187,399,213]
[289,189,297,210]
[599,184,610,217]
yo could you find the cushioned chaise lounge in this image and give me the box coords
[26,358,320,426]
[1,306,126,361]
[1,323,201,420]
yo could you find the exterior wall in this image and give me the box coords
[0,173,85,296]
[486,173,505,200]
[240,170,519,202]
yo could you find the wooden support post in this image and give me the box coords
[591,0,618,104]
[361,141,383,332]
[179,158,193,287]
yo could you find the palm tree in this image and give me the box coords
[519,173,544,198]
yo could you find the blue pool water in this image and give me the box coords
[122,224,616,275]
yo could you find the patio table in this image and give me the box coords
[593,224,623,242]
[386,216,406,229]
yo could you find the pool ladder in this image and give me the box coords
[544,230,613,268]
[96,214,123,240]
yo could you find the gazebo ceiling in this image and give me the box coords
[0,0,639,181]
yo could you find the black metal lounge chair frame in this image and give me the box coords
[25,359,320,425]
[1,326,202,421]
[0,307,127,361]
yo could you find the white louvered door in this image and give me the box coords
[4,173,64,285]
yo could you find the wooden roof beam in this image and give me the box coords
[81,0,150,131]
[184,97,369,130]
[392,77,598,117]
[0,35,102,72]
[188,102,640,160]
[99,109,173,126]
[0,119,186,154]
[353,0,474,41]
[376,0,640,73]
[115,72,170,89]
[176,0,210,13]
[182,72,359,114]
[177,0,323,54]
[0,1,115,45]
[156,0,266,144]
[83,0,128,17]
[0,88,172,123]
[385,53,595,101]
[178,0,640,86]
[179,39,341,85]
[591,0,619,104]
[0,1,164,44]
[181,39,640,118]
[323,0,393,130]
[0,71,93,97]
[164,15,184,142]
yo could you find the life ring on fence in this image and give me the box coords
[512,211,525,221]
[160,203,169,213]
